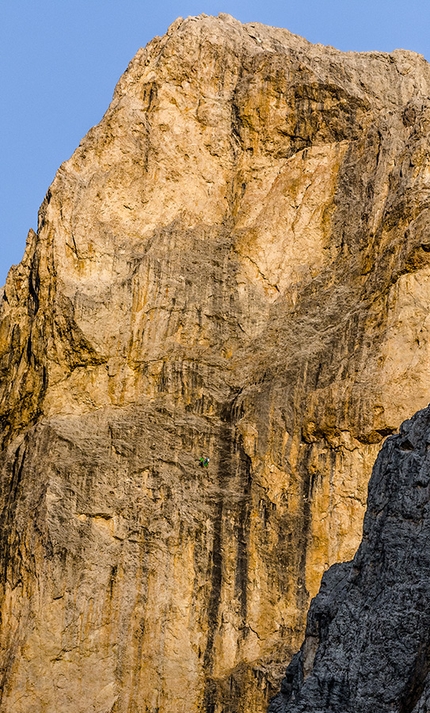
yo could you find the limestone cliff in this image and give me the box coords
[1,13,430,713]
[270,405,430,713]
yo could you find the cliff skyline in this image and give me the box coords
[2,0,429,284]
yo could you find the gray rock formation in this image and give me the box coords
[270,404,430,713]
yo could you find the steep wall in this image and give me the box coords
[270,405,430,713]
[1,13,430,713]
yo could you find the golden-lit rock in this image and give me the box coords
[1,13,430,713]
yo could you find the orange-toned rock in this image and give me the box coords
[1,13,430,713]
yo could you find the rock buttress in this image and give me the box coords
[2,12,430,713]
[270,404,430,713]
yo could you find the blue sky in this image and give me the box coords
[1,0,430,285]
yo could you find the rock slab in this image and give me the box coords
[2,12,430,713]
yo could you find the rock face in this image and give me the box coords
[2,13,430,713]
[270,405,430,713]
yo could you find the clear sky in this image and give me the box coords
[1,0,430,285]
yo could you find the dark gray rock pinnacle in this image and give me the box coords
[270,405,430,713]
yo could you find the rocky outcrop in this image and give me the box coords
[2,12,430,713]
[270,404,430,713]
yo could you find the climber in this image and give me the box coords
[199,456,210,468]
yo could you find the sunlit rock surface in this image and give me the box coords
[2,13,430,713]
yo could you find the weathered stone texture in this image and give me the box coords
[270,405,430,713]
[1,13,430,712]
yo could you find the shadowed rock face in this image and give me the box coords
[2,12,430,713]
[270,404,430,713]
